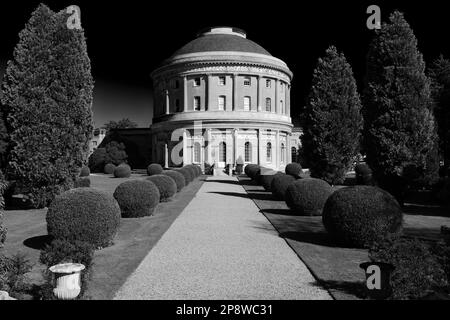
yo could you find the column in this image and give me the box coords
[275,130,280,169]
[206,128,212,165]
[232,73,238,111]
[287,133,292,164]
[257,76,263,112]
[164,143,169,168]
[206,74,212,111]
[165,90,170,115]
[233,128,239,165]
[274,79,279,113]
[183,76,188,112]
[287,85,291,117]
[182,130,188,166]
[258,129,263,165]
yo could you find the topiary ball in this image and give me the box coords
[355,163,373,185]
[185,165,198,179]
[285,178,333,216]
[255,167,271,185]
[322,186,403,248]
[146,175,177,201]
[147,163,163,176]
[162,170,185,192]
[271,173,296,200]
[177,167,193,184]
[113,180,160,218]
[80,166,90,177]
[245,164,260,179]
[260,170,283,191]
[104,163,116,174]
[114,164,131,178]
[46,188,121,248]
[74,177,91,188]
[285,163,303,178]
[193,165,202,176]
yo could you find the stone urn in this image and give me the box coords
[0,291,17,300]
[49,263,85,300]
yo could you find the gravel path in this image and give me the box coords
[114,176,332,300]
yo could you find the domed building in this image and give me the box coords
[150,27,295,172]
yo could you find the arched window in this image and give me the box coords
[266,98,271,112]
[219,142,226,162]
[244,142,252,162]
[194,142,201,163]
[266,142,272,162]
[281,143,286,163]
[291,147,297,163]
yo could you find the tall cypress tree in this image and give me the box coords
[429,55,450,173]
[301,46,363,185]
[1,4,94,208]
[363,11,437,202]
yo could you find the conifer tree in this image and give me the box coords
[0,4,94,208]
[301,46,363,185]
[429,55,450,173]
[363,12,438,202]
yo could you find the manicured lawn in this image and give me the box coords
[237,175,450,300]
[2,173,205,300]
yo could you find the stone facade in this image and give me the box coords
[151,27,297,171]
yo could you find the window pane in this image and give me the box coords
[194,97,201,111]
[245,142,252,162]
[219,76,226,85]
[266,98,271,112]
[244,97,250,111]
[267,142,272,162]
[194,142,201,163]
[218,96,225,110]
[244,77,251,86]
[219,142,226,162]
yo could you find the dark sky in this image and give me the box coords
[0,0,448,128]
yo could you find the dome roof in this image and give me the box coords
[171,27,272,57]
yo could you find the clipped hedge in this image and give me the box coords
[185,165,198,179]
[104,163,116,174]
[46,188,121,247]
[285,163,303,178]
[193,165,202,176]
[147,163,163,176]
[146,175,177,201]
[260,170,283,191]
[285,178,333,216]
[245,164,260,180]
[271,173,296,200]
[369,237,447,299]
[114,180,160,218]
[162,170,185,192]
[74,177,91,188]
[177,167,193,184]
[80,166,90,177]
[323,186,403,248]
[355,163,373,185]
[255,167,271,185]
[114,164,131,178]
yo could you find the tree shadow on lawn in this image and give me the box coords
[206,179,240,185]
[23,235,53,250]
[403,203,450,218]
[208,191,274,201]
[313,279,367,299]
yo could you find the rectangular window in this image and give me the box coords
[266,79,271,88]
[244,77,251,86]
[266,98,271,112]
[244,96,251,111]
[218,76,226,86]
[194,96,201,111]
[194,78,201,87]
[218,96,226,110]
